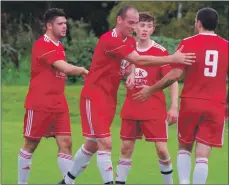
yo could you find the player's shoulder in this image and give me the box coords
[182,34,200,42]
[216,35,228,44]
[151,40,167,52]
[34,34,63,50]
[100,29,118,40]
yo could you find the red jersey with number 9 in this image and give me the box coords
[172,33,229,104]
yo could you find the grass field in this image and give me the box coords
[1,84,228,184]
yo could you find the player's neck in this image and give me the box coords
[114,27,127,40]
[45,32,60,44]
[198,29,215,35]
[137,38,152,50]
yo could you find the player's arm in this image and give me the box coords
[37,46,88,76]
[150,68,183,92]
[126,46,195,66]
[105,38,195,66]
[128,64,135,76]
[52,61,88,76]
[132,68,184,101]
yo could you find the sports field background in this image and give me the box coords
[2,84,228,184]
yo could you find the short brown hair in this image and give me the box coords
[139,12,155,23]
[44,8,66,25]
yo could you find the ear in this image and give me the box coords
[197,20,202,29]
[46,22,52,30]
[117,16,122,25]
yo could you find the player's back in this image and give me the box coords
[180,33,228,104]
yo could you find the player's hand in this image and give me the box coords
[80,67,89,80]
[125,74,135,90]
[171,45,196,65]
[225,104,229,120]
[132,85,152,102]
[167,106,178,126]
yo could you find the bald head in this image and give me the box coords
[116,5,138,19]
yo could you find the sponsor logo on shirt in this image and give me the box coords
[135,68,148,88]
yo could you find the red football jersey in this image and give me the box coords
[172,33,229,104]
[24,34,68,112]
[121,40,172,120]
[81,29,136,106]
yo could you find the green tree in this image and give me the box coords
[108,1,229,40]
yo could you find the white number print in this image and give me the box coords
[204,50,218,77]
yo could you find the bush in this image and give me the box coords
[62,19,98,84]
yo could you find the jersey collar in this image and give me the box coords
[44,34,60,46]
[136,40,155,52]
[198,33,217,36]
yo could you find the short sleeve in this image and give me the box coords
[35,43,65,65]
[104,37,135,59]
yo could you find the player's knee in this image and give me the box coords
[156,146,169,160]
[195,142,211,158]
[179,142,193,153]
[121,140,134,158]
[84,138,98,153]
[97,137,112,151]
[23,138,40,153]
[57,136,72,153]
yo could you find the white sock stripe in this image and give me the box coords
[81,148,93,156]
[159,158,172,165]
[58,153,72,160]
[119,158,132,162]
[118,160,132,166]
[20,149,32,156]
[82,145,93,155]
[196,158,208,164]
[178,150,191,156]
[20,152,32,159]
[97,151,111,156]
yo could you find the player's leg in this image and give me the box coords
[177,142,193,184]
[18,109,52,184]
[60,97,114,184]
[176,98,200,184]
[59,97,98,184]
[142,118,173,184]
[155,142,173,184]
[54,111,74,178]
[193,102,225,184]
[116,119,141,184]
[70,138,98,177]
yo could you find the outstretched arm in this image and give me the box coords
[52,60,88,76]
[126,46,195,66]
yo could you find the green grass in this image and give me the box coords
[1,84,228,184]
